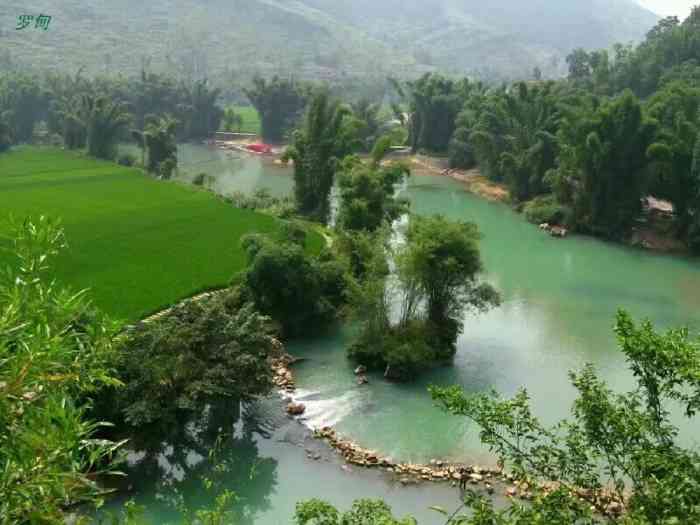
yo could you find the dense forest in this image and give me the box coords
[406,9,700,251]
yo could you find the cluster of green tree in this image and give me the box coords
[283,90,360,221]
[345,216,499,380]
[566,13,700,98]
[420,9,700,251]
[97,295,278,433]
[221,107,244,132]
[391,75,471,154]
[0,70,222,166]
[131,115,179,178]
[298,309,700,524]
[238,223,348,338]
[196,89,488,378]
[0,217,285,522]
[244,76,310,143]
[278,94,499,379]
[335,139,409,233]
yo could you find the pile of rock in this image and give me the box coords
[271,353,626,519]
[271,353,296,393]
[313,426,500,485]
[539,223,568,238]
[286,402,306,416]
[354,365,369,385]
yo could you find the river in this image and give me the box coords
[107,143,700,523]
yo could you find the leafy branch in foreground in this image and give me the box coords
[0,216,124,523]
[431,309,700,524]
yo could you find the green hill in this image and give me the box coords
[2,0,658,82]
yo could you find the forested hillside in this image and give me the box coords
[2,0,658,82]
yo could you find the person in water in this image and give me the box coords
[459,467,469,491]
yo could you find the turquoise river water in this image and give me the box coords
[105,143,700,523]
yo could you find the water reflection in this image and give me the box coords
[109,399,279,524]
[177,143,293,198]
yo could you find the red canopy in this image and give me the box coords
[246,143,273,154]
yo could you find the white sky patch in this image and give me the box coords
[637,0,695,19]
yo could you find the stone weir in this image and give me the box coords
[140,294,625,518]
[272,354,626,518]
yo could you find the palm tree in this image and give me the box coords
[284,90,353,220]
[471,82,561,202]
[132,115,179,177]
[74,94,131,160]
[0,110,12,152]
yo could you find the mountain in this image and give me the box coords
[1,0,659,82]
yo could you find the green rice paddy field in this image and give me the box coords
[0,147,320,322]
[229,105,261,134]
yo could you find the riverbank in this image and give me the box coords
[405,155,510,203]
[408,153,691,255]
[134,144,700,521]
[274,348,626,518]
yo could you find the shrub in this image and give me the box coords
[523,194,571,225]
[240,232,348,338]
[192,172,208,186]
[117,152,137,166]
[102,292,279,432]
[0,217,122,522]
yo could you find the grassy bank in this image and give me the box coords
[0,147,322,321]
[229,105,262,135]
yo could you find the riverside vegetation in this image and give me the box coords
[3,216,699,524]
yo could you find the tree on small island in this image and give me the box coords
[348,215,500,381]
[298,310,700,524]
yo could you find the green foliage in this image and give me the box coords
[284,90,356,221]
[0,217,124,523]
[295,499,416,525]
[689,130,700,253]
[133,115,179,176]
[568,11,700,98]
[0,148,320,321]
[180,79,224,140]
[227,188,296,218]
[397,74,467,154]
[0,73,48,144]
[449,81,489,170]
[244,76,308,142]
[349,216,499,380]
[227,105,262,134]
[336,154,409,233]
[645,81,700,242]
[103,293,278,431]
[397,215,500,356]
[523,195,571,226]
[3,71,222,150]
[349,98,384,151]
[469,82,561,202]
[117,152,138,167]
[573,91,656,238]
[0,110,11,152]
[240,229,348,338]
[431,310,700,524]
[222,107,244,132]
[80,94,132,160]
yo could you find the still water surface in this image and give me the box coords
[113,144,700,523]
